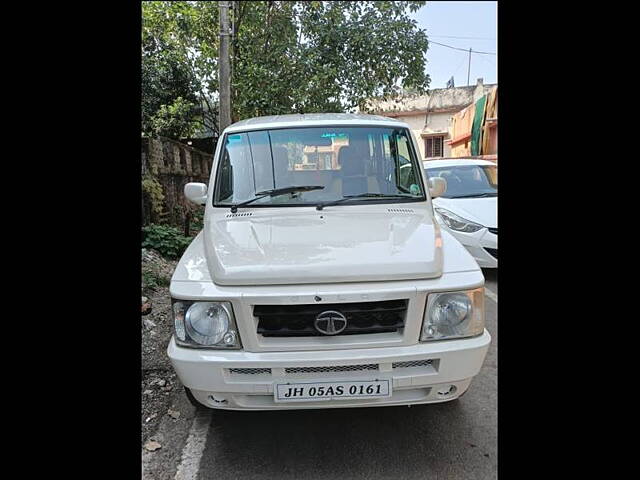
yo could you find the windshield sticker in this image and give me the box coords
[321,133,348,139]
[227,134,243,144]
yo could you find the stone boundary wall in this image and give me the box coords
[142,137,214,228]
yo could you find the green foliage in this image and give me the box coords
[149,97,201,139]
[141,1,431,132]
[141,175,165,217]
[142,269,170,290]
[189,208,205,233]
[142,224,192,259]
[142,1,218,139]
[231,1,431,116]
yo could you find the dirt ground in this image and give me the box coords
[141,248,181,445]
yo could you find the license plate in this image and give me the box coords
[274,379,391,402]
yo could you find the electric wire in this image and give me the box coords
[429,34,496,41]
[429,40,496,55]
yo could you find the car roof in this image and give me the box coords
[225,113,409,133]
[423,158,497,168]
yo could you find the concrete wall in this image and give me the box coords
[393,111,456,159]
[368,79,494,115]
[141,137,213,228]
[395,114,427,158]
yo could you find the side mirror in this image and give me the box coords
[184,182,208,205]
[429,177,447,198]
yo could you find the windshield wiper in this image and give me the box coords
[448,192,497,199]
[316,193,417,211]
[230,185,324,213]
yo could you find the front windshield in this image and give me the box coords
[214,126,425,206]
[425,164,497,198]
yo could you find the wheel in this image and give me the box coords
[184,386,209,410]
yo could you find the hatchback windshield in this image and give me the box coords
[214,126,425,207]
[425,164,497,198]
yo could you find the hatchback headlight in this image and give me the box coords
[435,207,483,233]
[172,300,241,349]
[421,288,484,341]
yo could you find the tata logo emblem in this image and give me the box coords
[314,310,348,335]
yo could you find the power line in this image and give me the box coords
[429,40,496,55]
[430,34,495,41]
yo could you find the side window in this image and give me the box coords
[216,132,268,204]
[396,132,420,195]
[484,166,498,186]
[218,149,233,202]
[217,133,253,203]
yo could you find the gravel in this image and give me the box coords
[141,248,181,444]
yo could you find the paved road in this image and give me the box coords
[193,269,498,479]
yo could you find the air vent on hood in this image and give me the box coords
[387,208,414,214]
[225,212,253,218]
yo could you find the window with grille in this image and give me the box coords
[425,136,444,158]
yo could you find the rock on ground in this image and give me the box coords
[141,248,180,445]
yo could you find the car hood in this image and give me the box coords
[433,196,497,228]
[203,206,443,286]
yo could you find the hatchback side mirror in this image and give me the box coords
[184,182,208,205]
[429,177,447,198]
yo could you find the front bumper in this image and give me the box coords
[168,330,491,410]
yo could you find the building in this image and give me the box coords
[448,84,497,159]
[366,78,496,160]
[300,134,349,170]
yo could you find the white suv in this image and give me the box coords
[168,113,491,410]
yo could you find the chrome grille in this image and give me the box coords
[254,299,408,337]
[392,360,433,369]
[285,364,379,374]
[229,368,271,375]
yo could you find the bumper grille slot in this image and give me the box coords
[488,227,498,235]
[392,360,433,369]
[229,368,271,375]
[254,299,408,337]
[285,364,379,375]
[485,248,498,259]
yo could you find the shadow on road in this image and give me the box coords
[199,398,496,479]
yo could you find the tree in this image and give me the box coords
[141,1,430,136]
[142,1,220,140]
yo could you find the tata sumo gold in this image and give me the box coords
[168,113,491,410]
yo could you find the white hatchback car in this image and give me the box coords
[424,159,497,268]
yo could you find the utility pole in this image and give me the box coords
[219,1,231,133]
[467,47,472,86]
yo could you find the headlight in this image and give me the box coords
[421,288,484,341]
[172,300,241,349]
[434,207,483,233]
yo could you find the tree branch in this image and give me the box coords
[263,1,274,54]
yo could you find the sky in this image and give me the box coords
[410,1,497,90]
